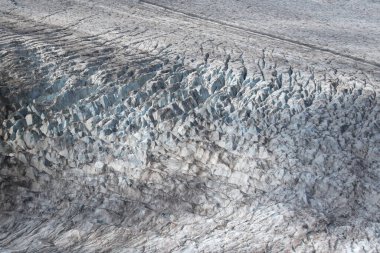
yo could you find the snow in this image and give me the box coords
[0,0,379,252]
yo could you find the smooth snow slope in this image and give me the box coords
[145,0,380,64]
[0,0,380,252]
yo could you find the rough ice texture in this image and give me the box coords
[0,0,380,252]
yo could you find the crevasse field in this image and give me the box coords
[0,0,379,252]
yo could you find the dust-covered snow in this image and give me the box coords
[0,0,379,252]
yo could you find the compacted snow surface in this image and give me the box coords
[0,0,380,252]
